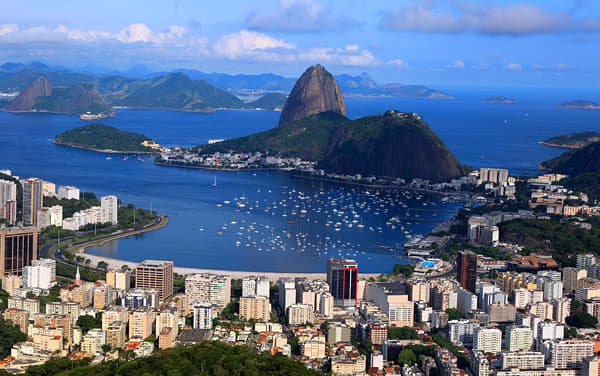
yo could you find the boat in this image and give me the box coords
[105,157,112,160]
[379,245,392,249]
[212,176,217,187]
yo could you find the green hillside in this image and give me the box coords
[13,341,319,376]
[55,123,156,152]
[34,83,112,115]
[541,141,600,175]
[110,72,243,111]
[245,93,287,110]
[540,132,600,148]
[197,111,348,160]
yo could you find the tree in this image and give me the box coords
[571,300,582,310]
[76,315,102,334]
[397,349,417,366]
[101,344,112,353]
[97,261,108,270]
[446,308,463,321]
[320,321,330,330]
[388,326,418,340]
[566,311,598,328]
[393,264,415,278]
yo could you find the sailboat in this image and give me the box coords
[212,176,217,187]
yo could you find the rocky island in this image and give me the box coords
[55,123,165,153]
[538,132,600,149]
[557,100,600,109]
[481,96,517,103]
[161,64,465,182]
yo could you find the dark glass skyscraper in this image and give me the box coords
[457,251,478,293]
[327,258,358,307]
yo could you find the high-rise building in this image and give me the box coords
[242,275,269,298]
[193,302,213,329]
[287,304,314,325]
[49,205,63,227]
[457,251,477,293]
[278,277,296,311]
[135,260,173,301]
[101,195,119,224]
[239,296,271,322]
[106,269,131,291]
[552,297,571,324]
[128,307,156,339]
[155,308,178,338]
[0,227,39,276]
[0,180,17,225]
[506,326,533,352]
[543,339,595,369]
[577,254,596,270]
[474,327,502,354]
[22,178,43,227]
[185,273,231,310]
[327,258,358,307]
[36,208,51,229]
[499,351,545,370]
[448,319,479,346]
[23,258,56,289]
[1,201,16,225]
[562,267,587,294]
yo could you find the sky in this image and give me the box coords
[1,0,600,87]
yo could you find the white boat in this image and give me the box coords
[212,176,217,187]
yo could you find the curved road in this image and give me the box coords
[40,214,166,273]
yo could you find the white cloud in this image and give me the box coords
[345,44,359,51]
[446,60,465,68]
[381,1,596,36]
[504,62,523,70]
[532,63,568,70]
[388,59,408,68]
[0,24,18,36]
[213,30,295,59]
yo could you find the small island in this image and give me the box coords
[557,100,600,109]
[538,132,600,149]
[481,96,517,103]
[55,123,167,153]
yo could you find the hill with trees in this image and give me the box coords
[55,123,157,153]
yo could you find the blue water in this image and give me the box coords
[421,261,436,268]
[0,87,599,272]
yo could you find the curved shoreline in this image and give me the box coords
[537,141,583,149]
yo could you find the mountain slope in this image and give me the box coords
[541,141,600,175]
[244,93,287,110]
[318,111,464,181]
[279,64,346,125]
[6,77,111,115]
[110,72,243,111]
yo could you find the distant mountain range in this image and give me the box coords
[0,61,452,99]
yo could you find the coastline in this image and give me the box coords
[53,141,159,154]
[537,141,582,149]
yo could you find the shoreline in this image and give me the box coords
[53,141,159,154]
[537,141,585,149]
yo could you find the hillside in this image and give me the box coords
[55,123,157,153]
[244,93,287,110]
[197,111,464,181]
[5,77,111,115]
[279,64,346,125]
[540,141,600,176]
[14,341,319,376]
[539,132,600,149]
[557,100,600,109]
[197,112,348,160]
[318,111,465,181]
[377,84,453,99]
[110,72,243,111]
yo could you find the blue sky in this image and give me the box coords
[1,0,600,87]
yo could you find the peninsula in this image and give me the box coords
[54,123,166,153]
[557,100,600,109]
[481,96,517,103]
[538,132,600,149]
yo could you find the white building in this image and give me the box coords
[185,273,231,310]
[499,351,545,370]
[320,292,334,318]
[537,322,564,343]
[538,278,563,301]
[23,259,56,290]
[542,340,595,369]
[58,186,80,200]
[49,205,63,227]
[552,297,571,324]
[287,304,314,325]
[474,327,502,354]
[101,195,119,224]
[278,278,296,311]
[193,302,213,330]
[242,276,269,298]
[36,208,52,229]
[577,254,596,270]
[448,319,480,346]
[506,326,533,352]
[457,287,478,316]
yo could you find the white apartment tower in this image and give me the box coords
[101,195,119,224]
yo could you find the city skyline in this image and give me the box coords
[1,0,599,87]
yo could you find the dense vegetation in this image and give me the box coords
[559,173,600,201]
[76,315,102,334]
[34,83,112,115]
[55,124,156,153]
[196,110,465,182]
[499,218,600,266]
[566,311,598,328]
[541,141,600,177]
[388,326,419,340]
[541,132,600,148]
[0,316,28,358]
[13,341,319,376]
[557,100,600,108]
